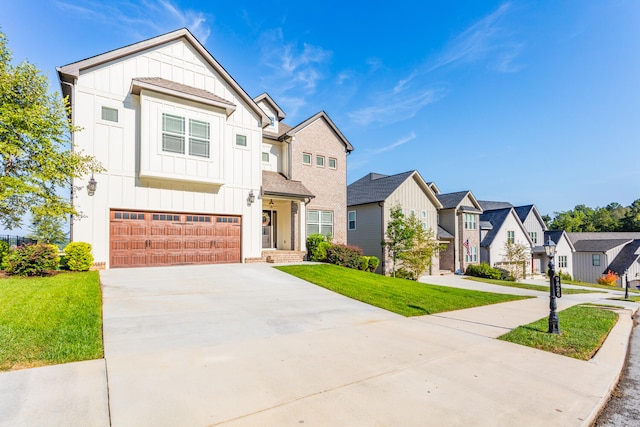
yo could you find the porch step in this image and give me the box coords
[262,250,306,264]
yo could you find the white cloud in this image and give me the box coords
[372,132,417,154]
[348,89,441,126]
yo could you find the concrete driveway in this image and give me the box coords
[99,264,635,426]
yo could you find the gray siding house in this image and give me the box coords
[347,171,442,276]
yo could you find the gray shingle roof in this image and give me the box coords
[544,230,565,247]
[514,205,534,223]
[262,171,314,199]
[479,208,512,247]
[567,232,640,244]
[606,240,640,275]
[572,239,632,252]
[438,225,455,240]
[347,171,415,206]
[437,191,470,209]
[478,200,514,211]
[480,221,493,230]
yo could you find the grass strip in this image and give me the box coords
[0,272,103,371]
[276,264,530,317]
[464,276,604,294]
[498,304,618,360]
[562,280,640,293]
[609,295,640,302]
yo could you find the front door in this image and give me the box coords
[261,210,277,249]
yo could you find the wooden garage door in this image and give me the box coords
[110,210,241,268]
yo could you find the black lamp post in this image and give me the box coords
[624,269,629,300]
[544,237,560,334]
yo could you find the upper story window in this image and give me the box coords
[464,213,477,230]
[316,155,325,167]
[235,134,247,147]
[529,231,538,245]
[262,152,270,162]
[269,116,275,127]
[592,254,600,266]
[189,119,210,158]
[421,211,426,219]
[162,113,210,158]
[328,158,337,169]
[507,230,515,244]
[302,153,312,165]
[348,211,356,230]
[101,106,118,123]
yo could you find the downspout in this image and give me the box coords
[60,80,75,242]
[379,201,385,274]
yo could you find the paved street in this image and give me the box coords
[595,314,640,426]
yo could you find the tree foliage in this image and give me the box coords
[0,31,101,229]
[502,241,530,281]
[27,213,67,245]
[548,199,640,232]
[382,205,415,277]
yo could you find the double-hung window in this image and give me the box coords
[465,246,478,263]
[592,254,600,266]
[162,113,210,158]
[307,210,333,237]
[464,213,477,230]
[558,256,567,268]
[348,211,356,230]
[529,232,538,245]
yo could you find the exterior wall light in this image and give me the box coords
[248,190,256,204]
[87,174,97,196]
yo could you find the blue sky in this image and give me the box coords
[2,1,639,218]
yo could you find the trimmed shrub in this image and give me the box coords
[315,241,331,262]
[598,270,619,286]
[326,244,363,269]
[5,243,59,276]
[0,240,9,269]
[465,263,502,280]
[367,256,380,272]
[306,233,327,261]
[63,242,94,272]
[497,267,514,281]
[558,270,573,281]
[359,256,370,271]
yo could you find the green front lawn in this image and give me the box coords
[276,264,530,316]
[0,272,103,371]
[498,304,618,360]
[465,277,604,294]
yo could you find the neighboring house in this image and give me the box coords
[478,204,533,270]
[256,93,353,254]
[435,190,483,273]
[543,230,575,278]
[57,28,352,268]
[567,232,640,285]
[347,171,443,275]
[514,205,548,274]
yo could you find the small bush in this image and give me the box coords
[326,244,363,269]
[359,256,370,271]
[558,270,573,281]
[307,233,328,261]
[598,270,619,286]
[0,240,9,268]
[465,263,502,280]
[394,268,415,280]
[314,241,331,262]
[5,244,59,276]
[368,256,380,272]
[63,242,94,272]
[497,267,514,281]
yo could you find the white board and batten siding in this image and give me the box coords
[72,38,264,266]
[489,212,531,267]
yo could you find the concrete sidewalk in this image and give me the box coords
[0,266,637,426]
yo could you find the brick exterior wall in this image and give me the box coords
[459,213,481,272]
[291,118,349,244]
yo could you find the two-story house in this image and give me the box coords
[435,191,483,273]
[514,204,548,274]
[347,170,442,275]
[57,28,352,268]
[478,202,533,270]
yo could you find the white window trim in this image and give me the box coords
[328,157,337,169]
[348,210,356,231]
[97,103,123,127]
[316,155,325,168]
[302,152,312,165]
[160,112,211,159]
[234,132,249,150]
[262,152,270,162]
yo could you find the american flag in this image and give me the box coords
[463,239,471,256]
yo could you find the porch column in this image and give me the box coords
[299,201,306,252]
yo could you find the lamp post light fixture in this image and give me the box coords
[87,174,97,196]
[544,237,561,334]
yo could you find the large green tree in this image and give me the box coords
[0,31,100,229]
[401,214,441,280]
[382,205,415,277]
[549,200,639,232]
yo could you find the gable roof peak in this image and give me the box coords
[253,93,286,120]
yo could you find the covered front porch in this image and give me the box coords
[260,171,315,262]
